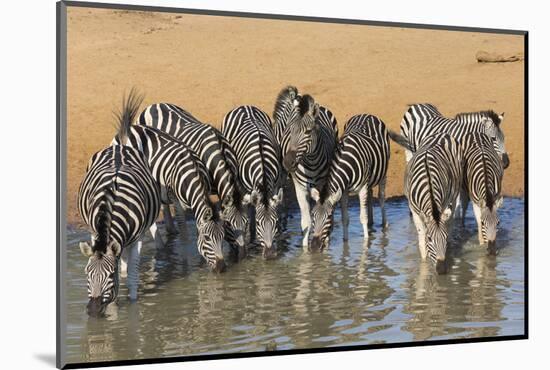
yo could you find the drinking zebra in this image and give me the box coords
[78,93,161,316]
[138,103,248,257]
[460,132,504,255]
[221,105,283,258]
[396,103,509,168]
[274,86,338,248]
[113,95,226,272]
[309,114,390,251]
[400,133,463,274]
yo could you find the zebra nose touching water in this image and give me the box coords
[78,93,162,316]
[222,105,284,258]
[394,133,463,274]
[460,132,504,255]
[138,103,249,259]
[273,86,339,248]
[310,114,390,250]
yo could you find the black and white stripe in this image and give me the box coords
[221,105,283,258]
[78,92,161,316]
[113,107,226,272]
[402,133,463,274]
[309,114,390,251]
[460,132,504,255]
[138,103,248,256]
[274,87,338,247]
[398,103,509,168]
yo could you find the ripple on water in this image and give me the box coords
[64,197,525,363]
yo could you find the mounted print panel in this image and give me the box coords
[57,1,527,368]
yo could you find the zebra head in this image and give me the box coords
[282,95,320,172]
[221,193,249,252]
[424,207,453,274]
[245,188,283,258]
[197,207,226,273]
[309,187,340,251]
[482,113,509,169]
[79,239,121,317]
[479,196,503,255]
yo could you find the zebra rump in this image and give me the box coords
[461,132,504,255]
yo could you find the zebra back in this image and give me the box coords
[399,103,442,152]
[461,132,503,209]
[78,144,161,251]
[343,114,390,188]
[222,105,281,198]
[138,103,241,203]
[405,133,462,223]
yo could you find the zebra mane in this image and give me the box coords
[93,184,115,254]
[473,134,495,210]
[424,153,441,224]
[455,110,501,126]
[114,87,144,143]
[273,85,299,124]
[297,94,315,117]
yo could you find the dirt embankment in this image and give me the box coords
[66,8,525,226]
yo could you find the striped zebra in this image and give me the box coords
[78,94,161,316]
[221,105,283,258]
[397,103,509,168]
[460,132,504,255]
[309,114,390,251]
[113,94,226,272]
[138,103,248,257]
[400,133,463,274]
[274,86,338,247]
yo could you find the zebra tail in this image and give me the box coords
[388,129,413,151]
[114,87,144,144]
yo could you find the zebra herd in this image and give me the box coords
[77,86,508,317]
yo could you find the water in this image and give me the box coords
[64,197,525,364]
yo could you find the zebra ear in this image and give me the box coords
[108,240,122,257]
[441,207,453,222]
[242,194,251,206]
[499,112,505,123]
[495,196,504,208]
[293,99,300,107]
[310,188,320,202]
[79,241,93,257]
[312,103,320,118]
[202,208,213,223]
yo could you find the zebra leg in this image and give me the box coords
[454,193,463,219]
[367,187,374,228]
[120,247,129,278]
[163,203,177,235]
[379,178,388,229]
[149,223,165,249]
[460,189,470,226]
[341,192,350,241]
[411,210,427,260]
[294,181,311,248]
[472,202,484,245]
[359,186,369,239]
[127,240,142,301]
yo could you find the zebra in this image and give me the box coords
[138,103,248,257]
[460,132,504,255]
[397,133,463,274]
[221,105,283,258]
[78,93,161,317]
[397,103,509,169]
[274,86,338,248]
[309,114,390,251]
[112,94,226,273]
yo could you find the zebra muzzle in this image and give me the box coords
[487,240,497,256]
[283,151,297,172]
[86,297,106,317]
[501,153,510,169]
[435,259,448,275]
[212,258,227,274]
